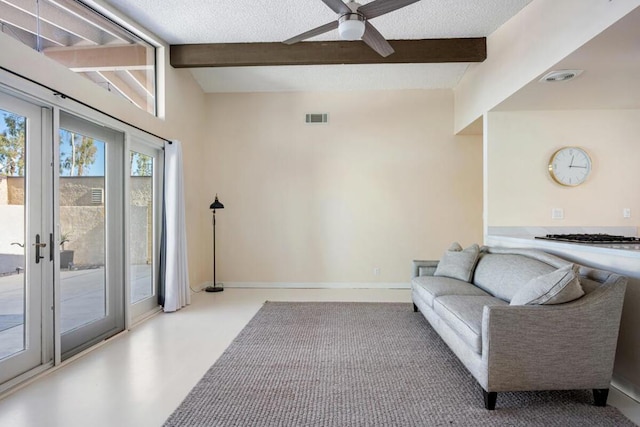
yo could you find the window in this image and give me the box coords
[0,0,157,115]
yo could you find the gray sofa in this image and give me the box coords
[411,245,627,410]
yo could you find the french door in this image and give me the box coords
[58,112,125,359]
[129,141,162,320]
[0,91,53,385]
[0,78,162,388]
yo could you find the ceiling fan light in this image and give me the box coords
[339,18,365,40]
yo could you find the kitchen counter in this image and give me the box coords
[486,234,640,257]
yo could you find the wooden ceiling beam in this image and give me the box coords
[170,38,486,68]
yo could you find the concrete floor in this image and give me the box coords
[0,288,637,427]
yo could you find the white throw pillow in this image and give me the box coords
[510,264,584,306]
[433,242,480,283]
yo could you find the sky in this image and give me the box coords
[1,111,154,177]
[59,129,106,177]
[1,109,105,177]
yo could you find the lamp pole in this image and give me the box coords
[206,195,224,293]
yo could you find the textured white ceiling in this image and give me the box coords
[101,0,534,93]
[101,0,534,44]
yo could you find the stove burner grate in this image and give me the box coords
[535,233,640,244]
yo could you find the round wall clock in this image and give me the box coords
[548,147,592,186]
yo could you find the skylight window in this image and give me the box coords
[0,0,157,115]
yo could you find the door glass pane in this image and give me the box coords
[130,151,153,304]
[0,109,26,359]
[59,129,106,333]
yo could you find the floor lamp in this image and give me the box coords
[205,195,224,293]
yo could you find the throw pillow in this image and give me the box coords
[510,264,584,306]
[433,242,480,283]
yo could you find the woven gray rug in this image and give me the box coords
[165,302,635,426]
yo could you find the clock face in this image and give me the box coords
[548,147,592,186]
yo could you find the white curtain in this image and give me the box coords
[162,140,191,312]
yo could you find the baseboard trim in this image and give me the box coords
[196,281,410,290]
[612,376,640,404]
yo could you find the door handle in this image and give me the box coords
[33,234,46,264]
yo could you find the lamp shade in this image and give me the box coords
[209,195,224,210]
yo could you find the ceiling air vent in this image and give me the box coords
[305,113,328,124]
[539,69,583,83]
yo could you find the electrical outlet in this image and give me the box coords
[551,208,564,220]
[623,208,631,218]
[373,267,380,276]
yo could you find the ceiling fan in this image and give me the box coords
[283,0,421,58]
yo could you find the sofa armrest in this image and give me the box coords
[481,280,626,392]
[412,260,439,278]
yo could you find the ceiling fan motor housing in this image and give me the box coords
[338,13,365,40]
[283,0,419,57]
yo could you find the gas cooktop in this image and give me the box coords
[535,233,640,244]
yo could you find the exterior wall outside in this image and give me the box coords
[3,176,24,205]
[59,205,104,267]
[0,176,151,270]
[0,177,26,273]
[59,176,104,206]
[0,177,9,205]
[58,176,152,266]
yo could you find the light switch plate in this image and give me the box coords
[552,208,564,220]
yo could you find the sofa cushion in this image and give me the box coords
[434,242,480,282]
[433,295,508,354]
[473,254,557,301]
[510,264,585,306]
[412,276,490,308]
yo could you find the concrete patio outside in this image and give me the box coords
[0,265,153,360]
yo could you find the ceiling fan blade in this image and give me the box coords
[358,0,421,19]
[321,0,351,14]
[362,21,394,57]
[283,21,339,45]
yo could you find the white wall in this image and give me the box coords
[454,0,640,133]
[486,110,640,230]
[199,90,483,285]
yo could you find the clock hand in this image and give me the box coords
[570,155,574,167]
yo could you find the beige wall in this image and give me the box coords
[0,31,208,285]
[487,110,640,228]
[201,90,483,284]
[454,0,640,133]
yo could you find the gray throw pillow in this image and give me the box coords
[433,242,480,283]
[510,264,584,306]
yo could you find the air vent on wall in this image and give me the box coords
[91,188,104,204]
[305,113,328,124]
[539,69,584,83]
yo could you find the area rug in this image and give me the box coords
[164,302,635,426]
